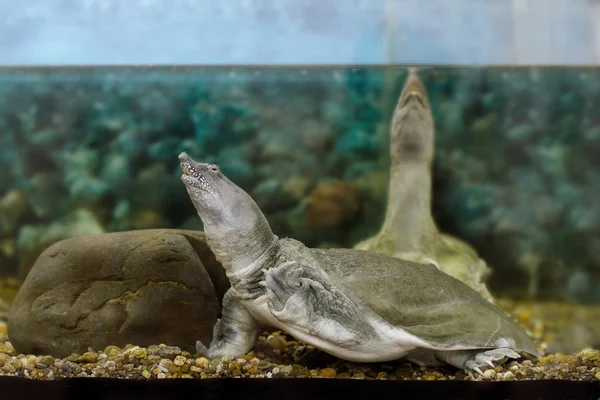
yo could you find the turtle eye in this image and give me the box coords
[210,165,219,173]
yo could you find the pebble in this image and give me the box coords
[80,352,98,363]
[174,356,186,366]
[482,369,496,380]
[319,367,337,378]
[38,355,55,366]
[156,345,181,359]
[503,371,515,380]
[195,357,209,368]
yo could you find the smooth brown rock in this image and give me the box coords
[8,229,229,358]
[305,181,361,229]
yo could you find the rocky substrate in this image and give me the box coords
[0,329,599,382]
[1,276,600,382]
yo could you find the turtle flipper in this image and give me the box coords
[464,348,520,376]
[196,289,260,359]
[436,347,521,377]
[263,261,376,347]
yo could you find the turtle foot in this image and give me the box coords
[195,340,210,356]
[464,348,520,377]
[263,261,302,311]
[195,317,225,358]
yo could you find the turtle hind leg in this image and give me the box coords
[196,289,260,359]
[435,347,521,377]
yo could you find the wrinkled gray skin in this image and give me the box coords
[178,152,538,376]
[355,69,494,302]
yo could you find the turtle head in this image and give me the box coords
[179,152,277,271]
[179,152,248,225]
[390,69,434,164]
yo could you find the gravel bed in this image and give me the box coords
[1,279,599,382]
[0,328,599,381]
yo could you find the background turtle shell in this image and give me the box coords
[311,247,538,355]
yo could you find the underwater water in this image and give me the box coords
[0,66,599,381]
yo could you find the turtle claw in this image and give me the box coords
[258,280,268,287]
[464,347,521,377]
[196,340,209,356]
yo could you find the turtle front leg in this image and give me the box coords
[196,289,260,359]
[261,261,376,347]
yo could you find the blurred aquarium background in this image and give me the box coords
[1,65,599,303]
[0,0,600,372]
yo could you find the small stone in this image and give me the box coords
[195,357,209,368]
[265,336,287,351]
[38,355,55,366]
[503,371,515,380]
[104,345,121,355]
[595,371,600,380]
[157,345,181,359]
[80,352,97,363]
[174,356,186,366]
[377,372,388,379]
[319,368,337,378]
[247,366,258,375]
[232,368,242,377]
[291,364,310,377]
[0,353,11,367]
[159,358,177,373]
[157,372,166,379]
[0,321,7,336]
[131,347,147,359]
[280,365,293,375]
[482,369,496,380]
[142,369,151,379]
[395,363,414,377]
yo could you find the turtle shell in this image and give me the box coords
[311,247,538,356]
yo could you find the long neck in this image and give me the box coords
[378,158,438,253]
[202,204,278,275]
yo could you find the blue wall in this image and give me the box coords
[0,0,597,66]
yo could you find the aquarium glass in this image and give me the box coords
[0,66,599,380]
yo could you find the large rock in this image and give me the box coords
[16,208,106,279]
[8,229,229,358]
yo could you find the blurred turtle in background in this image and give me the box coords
[354,68,494,302]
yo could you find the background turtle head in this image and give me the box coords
[390,69,435,165]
